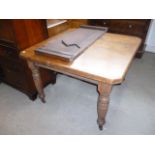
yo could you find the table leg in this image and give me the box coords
[97,82,112,130]
[28,61,46,103]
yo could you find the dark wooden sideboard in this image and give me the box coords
[0,19,56,100]
[89,19,151,58]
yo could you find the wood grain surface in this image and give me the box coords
[20,29,141,84]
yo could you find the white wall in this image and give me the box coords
[145,19,155,53]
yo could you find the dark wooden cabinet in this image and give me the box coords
[89,19,151,58]
[0,19,56,100]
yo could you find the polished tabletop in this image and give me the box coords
[20,29,141,84]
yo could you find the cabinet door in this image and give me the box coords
[0,20,17,47]
[0,57,28,90]
[0,65,3,80]
[12,19,48,50]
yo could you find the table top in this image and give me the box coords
[20,29,141,84]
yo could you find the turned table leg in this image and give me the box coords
[97,82,112,130]
[28,61,46,103]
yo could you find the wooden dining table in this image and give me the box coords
[20,29,141,130]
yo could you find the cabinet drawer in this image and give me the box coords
[90,19,110,27]
[100,20,110,27]
[0,65,27,90]
[109,21,146,37]
[0,45,18,59]
[124,21,146,36]
[0,57,24,72]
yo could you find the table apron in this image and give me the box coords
[36,63,101,85]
